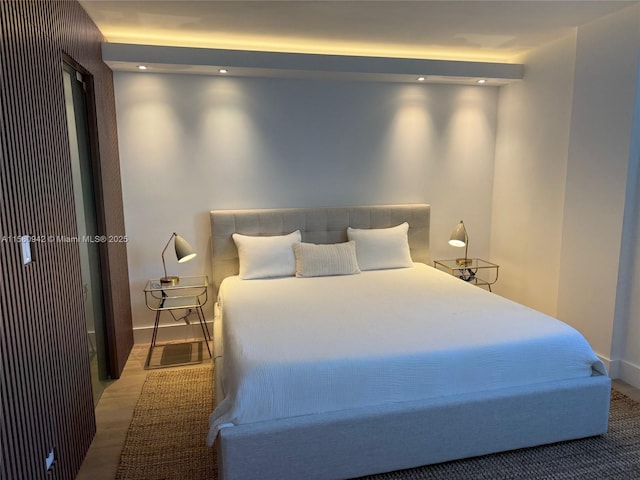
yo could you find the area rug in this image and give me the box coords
[115,366,216,480]
[116,365,640,479]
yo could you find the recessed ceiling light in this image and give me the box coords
[417,76,426,82]
[219,68,228,74]
[137,65,148,70]
[477,79,487,84]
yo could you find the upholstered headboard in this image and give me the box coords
[209,204,430,293]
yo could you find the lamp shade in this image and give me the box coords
[174,234,197,263]
[449,221,467,247]
[448,220,471,266]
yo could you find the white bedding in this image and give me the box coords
[207,263,605,446]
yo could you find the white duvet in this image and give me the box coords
[207,263,605,446]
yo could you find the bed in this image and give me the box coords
[208,204,610,480]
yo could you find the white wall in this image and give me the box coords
[617,50,640,385]
[492,4,640,384]
[557,5,640,372]
[491,33,577,316]
[114,74,498,338]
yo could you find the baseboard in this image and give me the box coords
[619,360,640,389]
[597,354,620,378]
[133,320,214,344]
[595,353,640,389]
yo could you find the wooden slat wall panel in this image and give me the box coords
[0,1,133,478]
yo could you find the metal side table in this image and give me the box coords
[433,258,499,291]
[143,275,212,369]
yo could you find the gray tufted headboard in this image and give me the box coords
[209,204,430,293]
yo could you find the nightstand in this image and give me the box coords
[143,275,212,369]
[433,258,499,291]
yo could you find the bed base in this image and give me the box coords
[215,373,610,480]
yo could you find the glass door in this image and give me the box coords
[62,62,109,404]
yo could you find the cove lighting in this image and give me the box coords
[104,30,523,63]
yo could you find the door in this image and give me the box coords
[62,62,109,404]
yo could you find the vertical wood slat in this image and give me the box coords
[0,1,133,479]
[2,4,42,477]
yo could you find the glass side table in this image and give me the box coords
[433,258,499,291]
[143,275,212,369]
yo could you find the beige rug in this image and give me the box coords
[117,366,640,479]
[116,366,216,480]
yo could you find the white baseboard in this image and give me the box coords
[596,354,620,378]
[133,320,214,345]
[597,354,620,378]
[596,353,640,389]
[618,360,640,389]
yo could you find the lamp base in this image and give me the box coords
[455,258,473,266]
[160,276,180,285]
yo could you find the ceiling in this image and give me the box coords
[80,0,638,63]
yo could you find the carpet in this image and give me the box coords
[117,365,640,479]
[115,366,216,480]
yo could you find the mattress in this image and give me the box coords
[207,263,605,446]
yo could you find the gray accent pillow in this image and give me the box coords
[293,241,361,278]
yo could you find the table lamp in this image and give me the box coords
[161,232,197,285]
[449,220,471,266]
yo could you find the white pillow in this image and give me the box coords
[347,222,413,271]
[232,230,302,279]
[293,241,361,278]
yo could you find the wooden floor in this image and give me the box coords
[76,344,640,479]
[76,343,209,479]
